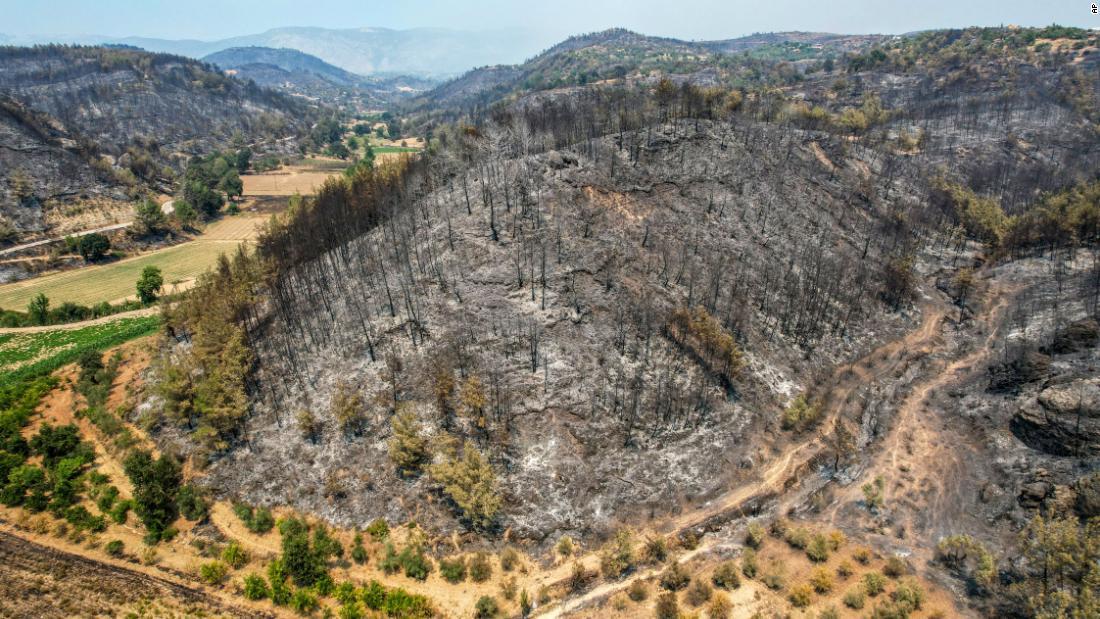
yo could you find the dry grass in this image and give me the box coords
[242,162,344,197]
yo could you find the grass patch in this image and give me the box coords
[0,242,241,308]
[0,316,160,381]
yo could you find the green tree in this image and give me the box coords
[136,266,164,305]
[428,441,501,529]
[78,233,111,262]
[122,449,181,542]
[235,148,252,173]
[133,199,166,235]
[28,293,50,325]
[388,407,429,475]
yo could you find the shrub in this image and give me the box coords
[105,539,124,557]
[684,578,713,606]
[469,552,492,582]
[361,580,386,610]
[892,579,925,610]
[654,592,679,619]
[379,543,401,575]
[745,522,766,549]
[837,560,855,578]
[827,530,847,551]
[659,562,690,591]
[853,546,872,564]
[351,533,368,564]
[643,535,668,563]
[200,561,229,585]
[290,588,319,615]
[884,555,909,578]
[789,583,813,607]
[711,560,741,589]
[807,533,830,562]
[500,576,517,601]
[500,546,521,572]
[741,549,759,578]
[844,588,867,609]
[474,595,498,619]
[334,581,357,605]
[249,506,274,533]
[811,566,835,593]
[398,545,432,580]
[556,535,575,557]
[599,529,636,579]
[784,526,810,549]
[627,580,649,601]
[762,567,785,591]
[708,591,733,618]
[863,571,887,596]
[339,602,365,619]
[568,561,589,592]
[243,573,269,600]
[782,394,822,431]
[428,441,501,528]
[177,484,209,521]
[388,405,428,473]
[440,556,467,583]
[769,518,790,538]
[819,605,840,619]
[222,540,249,569]
[366,518,389,540]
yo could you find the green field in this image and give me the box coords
[0,240,240,310]
[372,146,420,154]
[0,315,161,381]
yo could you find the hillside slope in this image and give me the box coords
[0,45,317,241]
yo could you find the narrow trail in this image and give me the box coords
[824,282,1016,562]
[537,296,952,617]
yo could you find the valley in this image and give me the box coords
[1,14,1099,619]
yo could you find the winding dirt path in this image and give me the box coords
[536,297,952,616]
[825,282,1016,560]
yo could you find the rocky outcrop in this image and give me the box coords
[1011,378,1100,456]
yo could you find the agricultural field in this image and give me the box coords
[0,315,160,381]
[0,216,265,310]
[241,159,345,196]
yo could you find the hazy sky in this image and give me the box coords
[0,0,1094,42]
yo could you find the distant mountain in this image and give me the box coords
[203,46,436,109]
[11,27,546,79]
[415,28,885,111]
[205,46,364,87]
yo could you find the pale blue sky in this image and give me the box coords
[0,0,1093,41]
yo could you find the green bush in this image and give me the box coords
[474,595,498,618]
[806,533,830,562]
[627,579,649,601]
[360,580,386,610]
[177,483,209,521]
[399,545,432,580]
[365,518,389,540]
[105,539,124,557]
[469,552,492,582]
[243,573,269,600]
[440,556,467,583]
[289,588,319,615]
[222,540,249,569]
[200,561,229,585]
[350,532,368,564]
[863,571,887,596]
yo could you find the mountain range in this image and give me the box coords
[0,27,548,78]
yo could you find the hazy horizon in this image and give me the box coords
[0,0,1094,44]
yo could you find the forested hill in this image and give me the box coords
[0,45,319,239]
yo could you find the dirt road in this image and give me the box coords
[536,298,952,616]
